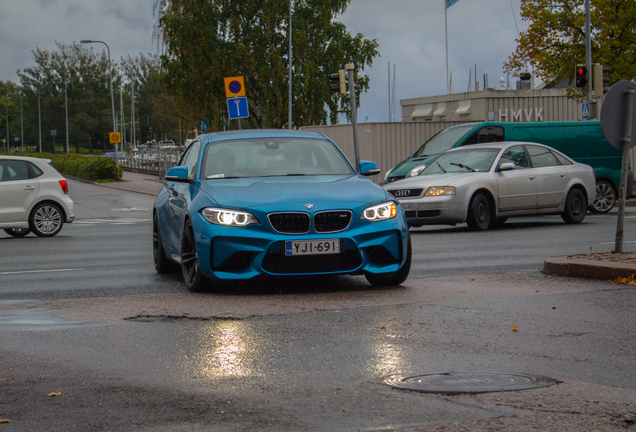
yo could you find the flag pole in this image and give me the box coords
[445,2,449,94]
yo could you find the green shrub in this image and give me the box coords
[1,152,121,181]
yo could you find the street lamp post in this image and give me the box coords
[1,101,7,152]
[81,40,117,165]
[63,70,69,153]
[7,93,23,152]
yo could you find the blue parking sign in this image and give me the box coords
[227,97,249,120]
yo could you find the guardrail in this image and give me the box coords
[118,147,182,178]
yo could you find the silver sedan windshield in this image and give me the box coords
[422,148,500,175]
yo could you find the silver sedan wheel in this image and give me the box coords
[30,203,64,237]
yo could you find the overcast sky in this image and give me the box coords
[0,0,527,123]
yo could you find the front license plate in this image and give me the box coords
[285,239,341,256]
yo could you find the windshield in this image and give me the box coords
[201,137,355,179]
[422,148,500,175]
[412,124,476,158]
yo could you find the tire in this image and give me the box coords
[181,219,208,292]
[588,180,616,213]
[489,217,508,229]
[153,213,175,274]
[466,193,491,231]
[562,188,587,224]
[3,228,31,237]
[29,202,64,237]
[365,235,412,287]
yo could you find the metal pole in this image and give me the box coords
[64,71,69,153]
[288,0,293,129]
[4,102,8,151]
[614,88,634,253]
[38,85,42,153]
[445,5,450,94]
[346,64,360,173]
[585,0,592,107]
[9,94,24,153]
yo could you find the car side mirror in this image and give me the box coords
[360,160,381,177]
[499,162,516,172]
[165,166,192,182]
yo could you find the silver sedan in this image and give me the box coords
[384,142,596,230]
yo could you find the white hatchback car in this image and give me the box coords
[0,156,75,237]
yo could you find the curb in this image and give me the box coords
[543,255,636,280]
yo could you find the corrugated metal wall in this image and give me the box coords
[301,121,467,183]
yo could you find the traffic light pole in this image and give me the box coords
[585,0,593,115]
[345,64,360,173]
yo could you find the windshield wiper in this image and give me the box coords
[435,161,447,173]
[450,162,476,172]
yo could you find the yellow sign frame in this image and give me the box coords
[224,76,246,98]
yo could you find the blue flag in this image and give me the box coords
[445,0,460,8]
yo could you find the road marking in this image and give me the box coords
[0,268,84,276]
[74,218,151,225]
[600,241,636,245]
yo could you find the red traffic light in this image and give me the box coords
[575,65,588,88]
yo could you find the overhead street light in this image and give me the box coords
[7,93,23,153]
[81,39,118,165]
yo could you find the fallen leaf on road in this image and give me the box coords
[0,378,15,381]
[611,274,636,285]
[512,326,518,332]
[379,326,386,329]
[48,392,61,397]
[0,420,10,424]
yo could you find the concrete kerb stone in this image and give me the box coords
[544,252,636,280]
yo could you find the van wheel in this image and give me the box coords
[562,188,587,224]
[467,193,490,231]
[589,180,616,213]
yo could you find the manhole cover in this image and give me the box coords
[383,371,557,395]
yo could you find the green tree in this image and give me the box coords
[154,0,379,130]
[121,54,185,145]
[504,0,636,92]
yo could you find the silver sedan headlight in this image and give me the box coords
[425,186,456,196]
[202,207,260,227]
[360,201,398,222]
[407,164,427,177]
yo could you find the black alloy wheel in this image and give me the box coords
[181,220,208,292]
[29,202,64,237]
[4,228,31,237]
[466,193,491,231]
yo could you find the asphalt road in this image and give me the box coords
[1,179,635,431]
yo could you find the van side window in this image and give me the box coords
[498,145,529,169]
[463,126,505,145]
[526,145,559,168]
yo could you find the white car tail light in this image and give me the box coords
[59,180,69,194]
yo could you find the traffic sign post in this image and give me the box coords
[224,76,249,129]
[581,103,590,119]
[600,81,636,252]
[224,76,246,98]
[109,132,122,169]
[198,119,209,133]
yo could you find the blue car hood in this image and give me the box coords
[197,175,389,211]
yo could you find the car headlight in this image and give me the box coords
[425,186,456,196]
[406,164,427,177]
[201,207,260,227]
[360,201,398,222]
